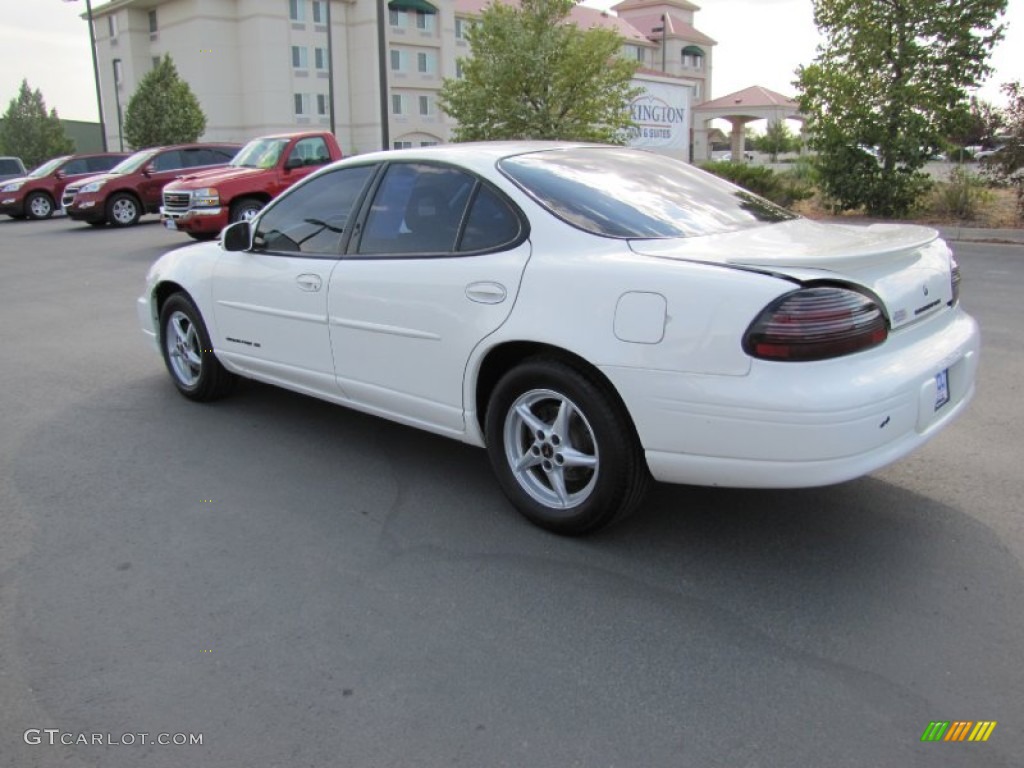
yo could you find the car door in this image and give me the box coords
[138,149,185,209]
[273,137,332,196]
[210,164,378,394]
[328,161,531,435]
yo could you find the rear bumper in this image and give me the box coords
[160,206,228,235]
[603,306,980,488]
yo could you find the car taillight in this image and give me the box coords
[950,256,961,305]
[743,286,888,362]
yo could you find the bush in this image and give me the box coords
[700,161,814,208]
[927,166,992,221]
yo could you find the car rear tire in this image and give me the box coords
[25,192,55,220]
[485,358,650,535]
[107,192,141,227]
[230,197,264,224]
[159,293,237,402]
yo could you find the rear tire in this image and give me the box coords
[107,192,141,227]
[485,358,650,535]
[158,293,237,401]
[25,192,55,220]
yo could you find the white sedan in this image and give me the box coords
[138,143,979,534]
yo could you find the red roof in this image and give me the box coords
[698,85,799,111]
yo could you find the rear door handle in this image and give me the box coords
[466,281,507,304]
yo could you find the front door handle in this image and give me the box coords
[296,274,323,292]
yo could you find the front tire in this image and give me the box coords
[107,192,141,227]
[485,358,649,535]
[158,293,237,401]
[230,197,264,223]
[25,192,54,220]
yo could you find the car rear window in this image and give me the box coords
[498,147,797,239]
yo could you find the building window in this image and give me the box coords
[389,9,406,28]
[317,94,328,116]
[393,141,413,149]
[681,46,704,69]
[292,46,308,69]
[113,58,124,86]
[420,141,438,147]
[312,0,326,23]
[152,56,161,70]
[454,18,468,39]
[289,0,305,22]
[415,11,434,32]
[294,93,310,115]
[455,60,465,79]
[148,10,158,34]
[108,15,118,37]
[623,44,644,63]
[694,82,702,100]
[392,94,407,115]
[315,47,327,70]
[419,95,433,116]
[391,49,409,72]
[416,51,436,74]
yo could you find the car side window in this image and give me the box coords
[252,164,376,256]
[87,156,121,173]
[152,150,183,172]
[358,163,475,255]
[287,137,331,168]
[458,185,522,252]
[60,158,89,176]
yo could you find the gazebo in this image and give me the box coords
[693,85,805,162]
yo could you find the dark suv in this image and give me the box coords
[64,143,240,227]
[0,153,129,220]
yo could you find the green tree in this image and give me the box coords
[948,96,1005,153]
[755,121,800,161]
[438,0,640,142]
[123,55,206,149]
[797,0,1007,217]
[0,80,74,169]
[988,81,1024,220]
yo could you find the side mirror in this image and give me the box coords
[143,163,156,176]
[221,220,252,252]
[55,169,66,180]
[284,156,303,171]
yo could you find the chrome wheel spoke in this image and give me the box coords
[552,399,572,440]
[514,402,548,436]
[547,466,570,506]
[560,446,597,468]
[514,450,543,473]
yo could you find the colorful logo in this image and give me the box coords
[921,721,997,742]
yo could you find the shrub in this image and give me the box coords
[700,161,814,208]
[928,165,992,221]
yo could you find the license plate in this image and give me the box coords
[163,218,177,231]
[935,369,950,411]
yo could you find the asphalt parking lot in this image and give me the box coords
[1,215,1022,767]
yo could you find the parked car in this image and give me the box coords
[0,156,27,183]
[64,143,240,227]
[161,131,343,240]
[138,143,979,535]
[0,152,130,220]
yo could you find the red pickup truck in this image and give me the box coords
[161,131,343,240]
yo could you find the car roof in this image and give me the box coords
[340,141,607,175]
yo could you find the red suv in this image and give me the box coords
[64,143,240,228]
[0,153,129,220]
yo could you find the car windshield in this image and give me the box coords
[231,138,290,169]
[108,149,159,175]
[498,147,798,239]
[28,156,70,179]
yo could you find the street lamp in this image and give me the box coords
[376,0,390,150]
[651,14,668,73]
[64,0,108,151]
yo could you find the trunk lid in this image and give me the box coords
[629,219,954,330]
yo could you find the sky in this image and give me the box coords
[0,0,1021,123]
